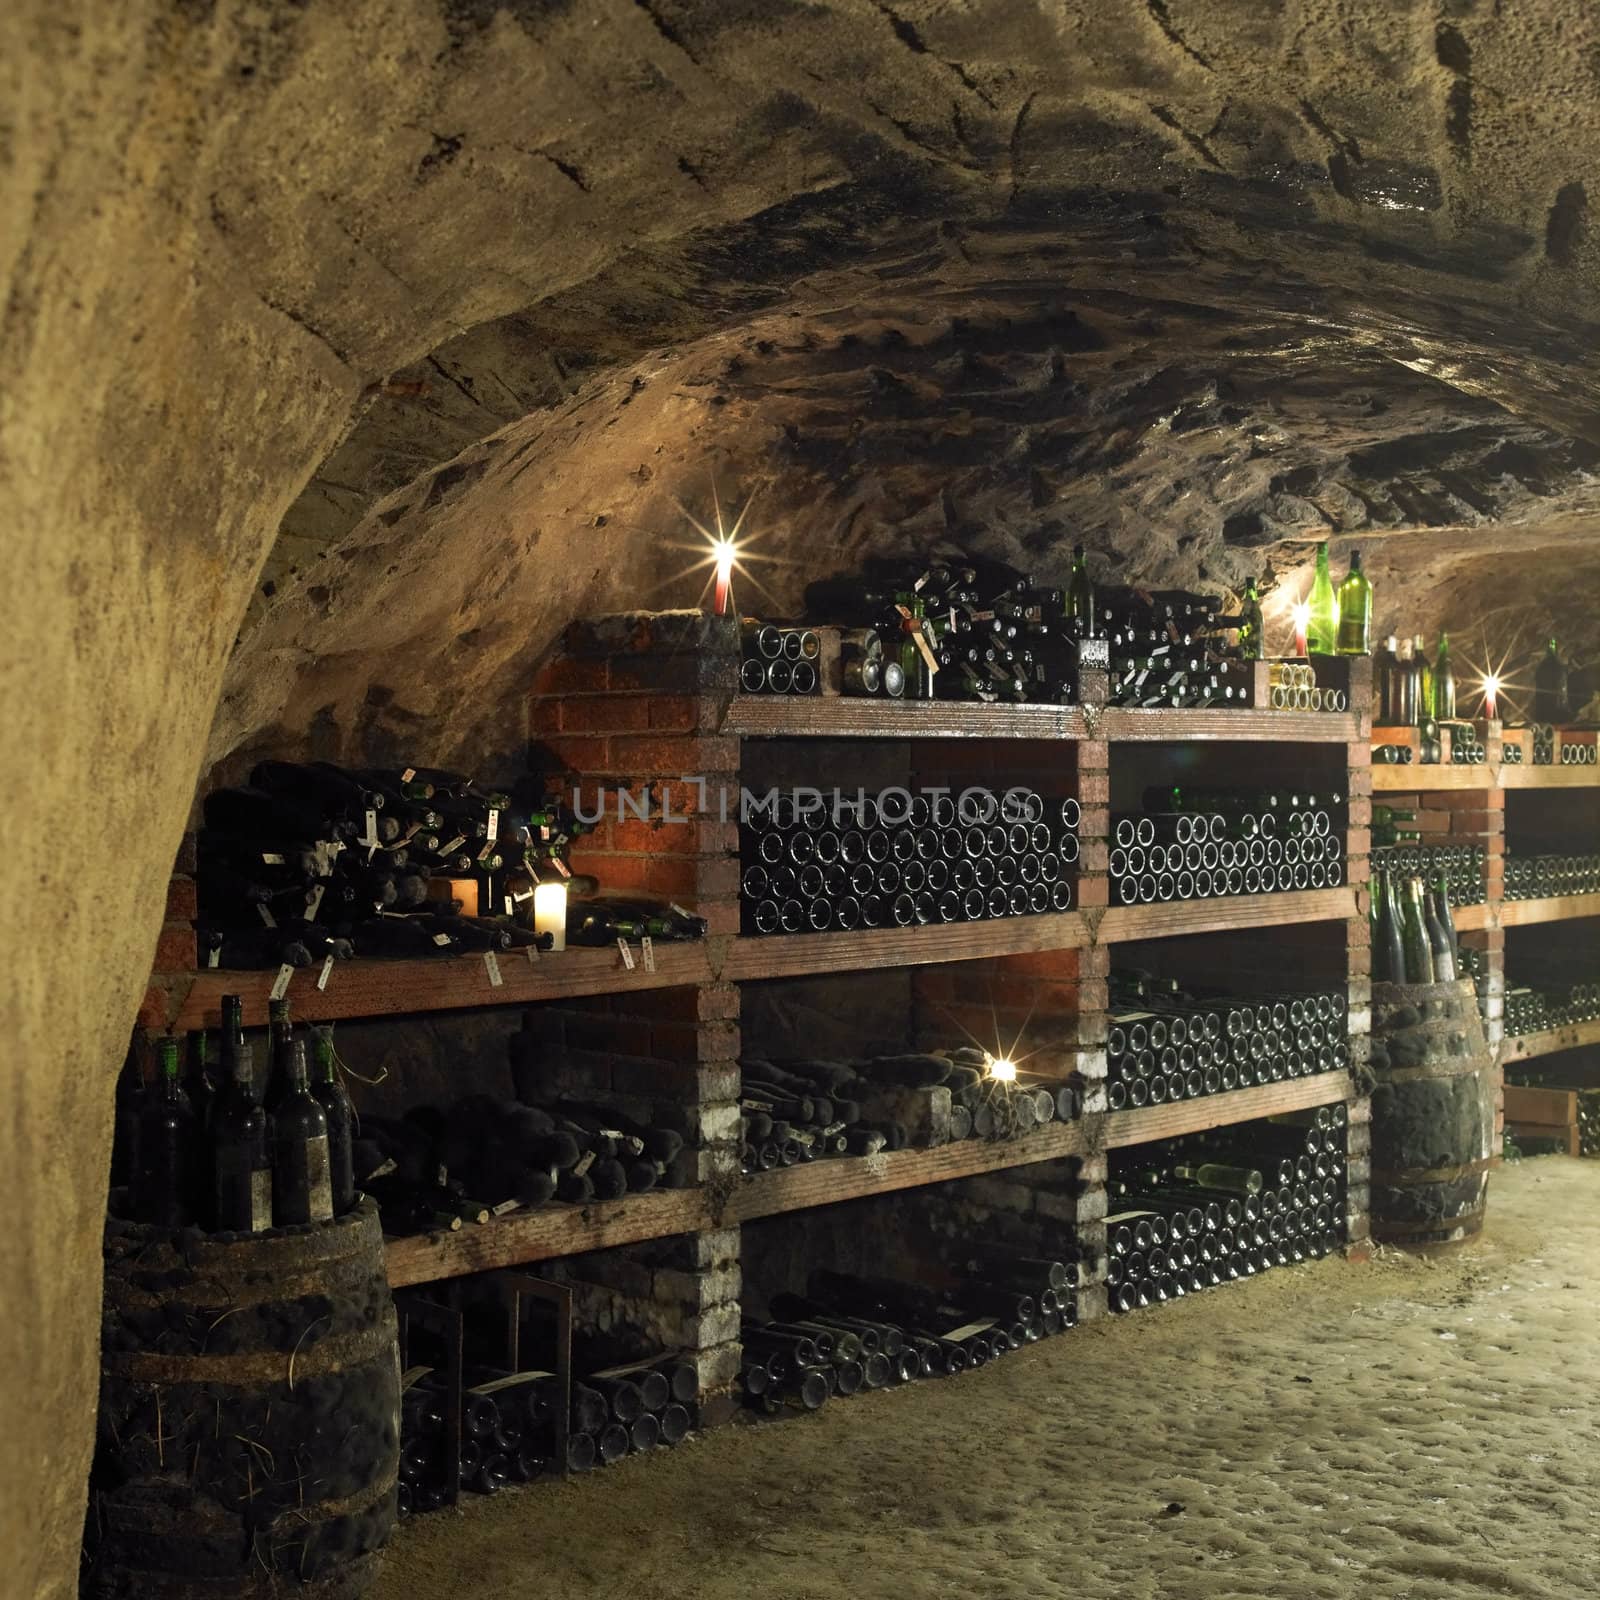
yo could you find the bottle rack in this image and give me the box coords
[144,615,1375,1423]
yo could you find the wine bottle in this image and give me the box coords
[1235,576,1263,660]
[1335,550,1371,656]
[1422,877,1457,982]
[1413,636,1433,728]
[1171,1161,1262,1195]
[1378,870,1406,985]
[1534,638,1568,724]
[1066,544,1095,640]
[132,1038,197,1226]
[1401,875,1436,985]
[271,1039,334,1225]
[210,1042,272,1232]
[1433,633,1456,719]
[264,996,294,1113]
[309,1025,356,1215]
[1394,637,1417,724]
[1430,873,1460,978]
[1376,635,1401,722]
[1307,545,1339,656]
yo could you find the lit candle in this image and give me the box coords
[533,881,568,952]
[1482,674,1500,721]
[1291,601,1311,659]
[987,1056,1017,1083]
[712,537,736,616]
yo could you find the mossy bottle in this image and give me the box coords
[1401,875,1436,985]
[1236,577,1264,660]
[310,1025,356,1216]
[211,1042,271,1233]
[1307,544,1339,656]
[1335,549,1371,655]
[271,1039,333,1225]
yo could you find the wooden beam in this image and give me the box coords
[1499,1018,1600,1065]
[1101,887,1356,944]
[1102,1072,1352,1149]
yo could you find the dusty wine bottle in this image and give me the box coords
[210,1041,272,1232]
[270,1039,334,1225]
[310,1025,356,1215]
[133,1038,197,1226]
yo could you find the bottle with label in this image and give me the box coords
[271,1039,334,1225]
[133,1038,197,1227]
[1433,633,1456,720]
[1335,550,1371,656]
[1377,870,1406,984]
[310,1025,356,1216]
[1307,545,1339,656]
[1375,635,1400,722]
[1534,638,1568,724]
[1429,872,1460,983]
[1235,577,1264,660]
[1393,637,1417,724]
[211,1042,272,1232]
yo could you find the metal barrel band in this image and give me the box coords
[1370,1154,1497,1185]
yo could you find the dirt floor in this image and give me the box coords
[376,1156,1600,1600]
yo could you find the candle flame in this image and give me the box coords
[1290,601,1311,629]
[987,1055,1018,1083]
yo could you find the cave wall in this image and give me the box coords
[5,3,1600,1596]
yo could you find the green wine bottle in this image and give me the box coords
[1433,633,1456,719]
[1413,636,1433,727]
[1172,1161,1263,1196]
[1307,545,1339,656]
[1335,550,1371,655]
[1066,544,1095,640]
[1380,870,1406,984]
[1401,875,1436,985]
[1236,577,1264,661]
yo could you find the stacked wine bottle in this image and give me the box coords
[1447,722,1488,764]
[740,1048,1082,1173]
[741,624,822,695]
[1504,984,1600,1036]
[741,1253,1079,1413]
[358,1092,689,1236]
[1502,854,1600,899]
[1106,975,1350,1111]
[1106,1107,1347,1313]
[1102,587,1252,710]
[740,792,1078,935]
[1263,662,1350,713]
[1371,868,1463,985]
[1111,786,1344,906]
[1372,839,1486,905]
[197,760,705,969]
[114,997,356,1234]
[400,1354,697,1511]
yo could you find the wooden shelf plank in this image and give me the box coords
[1099,709,1361,744]
[1500,764,1600,789]
[725,911,1089,983]
[1452,903,1491,932]
[1497,893,1600,927]
[724,696,1087,740]
[1499,1019,1600,1066]
[730,1123,1085,1224]
[1372,764,1491,792]
[162,943,715,1031]
[1103,1073,1351,1149]
[1100,887,1357,944]
[384,1187,712,1288]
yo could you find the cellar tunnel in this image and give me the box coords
[5,2,1600,1597]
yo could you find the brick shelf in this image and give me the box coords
[1499,1018,1600,1066]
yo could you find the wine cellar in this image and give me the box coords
[12,8,1600,1600]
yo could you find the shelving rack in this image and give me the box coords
[145,616,1376,1421]
[1370,721,1600,1134]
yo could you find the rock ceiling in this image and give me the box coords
[216,0,1600,772]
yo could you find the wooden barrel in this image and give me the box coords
[1369,978,1496,1248]
[89,1198,399,1599]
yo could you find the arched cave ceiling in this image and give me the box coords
[218,0,1600,775]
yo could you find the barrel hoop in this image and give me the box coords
[1371,1155,1499,1185]
[102,1325,396,1386]
[1373,1204,1486,1240]
[1372,1056,1495,1085]
[106,1262,379,1316]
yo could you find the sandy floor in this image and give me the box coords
[377,1157,1600,1600]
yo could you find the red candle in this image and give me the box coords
[1291,602,1310,659]
[712,540,734,616]
[1483,676,1499,720]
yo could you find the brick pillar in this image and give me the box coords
[1075,737,1109,913]
[1344,733,1374,1258]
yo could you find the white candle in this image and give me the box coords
[533,882,568,952]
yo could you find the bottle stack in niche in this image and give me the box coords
[741,1251,1081,1414]
[1372,807,1487,905]
[1106,974,1350,1111]
[1111,786,1345,906]
[1106,1107,1348,1313]
[740,791,1078,935]
[739,1049,1082,1173]
[117,997,355,1233]
[1503,854,1600,900]
[1371,867,1462,986]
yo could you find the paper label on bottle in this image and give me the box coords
[552,856,572,879]
[269,964,294,1001]
[401,768,416,784]
[742,1097,774,1112]
[512,885,535,903]
[207,945,221,968]
[248,1168,273,1232]
[432,932,453,947]
[601,1131,646,1156]
[401,1365,433,1393]
[641,935,656,973]
[317,953,335,992]
[306,883,325,920]
[361,808,379,845]
[490,1198,522,1217]
[504,894,514,916]
[484,950,503,988]
[616,938,636,971]
[486,808,499,842]
[573,1149,596,1178]
[669,903,693,921]
[525,943,540,964]
[436,1163,449,1187]
[367,1157,398,1182]
[257,902,277,929]
[261,852,285,866]
[442,836,466,856]
[306,1137,334,1222]
[477,839,497,863]
[943,1320,997,1342]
